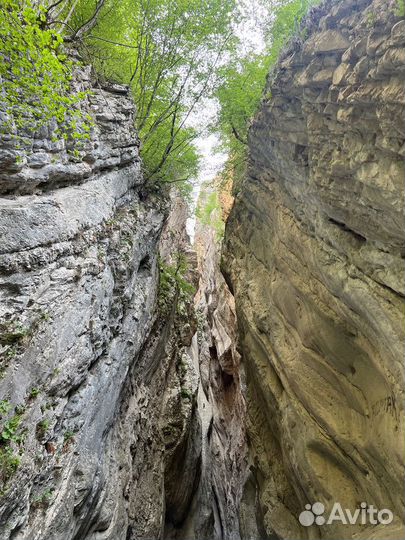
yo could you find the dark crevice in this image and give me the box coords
[293,144,309,167]
[138,254,151,276]
[328,217,367,243]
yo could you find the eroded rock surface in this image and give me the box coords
[0,66,169,539]
[223,1,405,539]
[170,220,246,540]
[0,65,246,540]
[161,202,247,540]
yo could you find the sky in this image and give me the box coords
[186,0,269,240]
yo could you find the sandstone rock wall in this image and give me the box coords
[223,1,405,539]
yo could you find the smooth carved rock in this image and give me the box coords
[223,0,405,539]
[391,20,405,45]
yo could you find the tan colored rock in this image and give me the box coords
[164,207,247,540]
[333,62,351,85]
[391,20,405,45]
[304,30,351,55]
[224,0,405,539]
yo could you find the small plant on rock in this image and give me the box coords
[0,322,30,346]
[0,401,11,416]
[0,448,20,486]
[32,488,54,509]
[29,387,40,399]
[0,402,24,486]
[180,388,193,401]
[366,11,377,27]
[62,430,76,453]
[158,254,195,315]
[36,420,50,440]
[396,0,405,16]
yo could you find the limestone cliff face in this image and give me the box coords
[223,1,405,539]
[0,65,168,539]
[0,66,246,540]
[186,221,246,540]
[161,211,247,540]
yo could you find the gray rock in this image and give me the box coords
[0,65,166,540]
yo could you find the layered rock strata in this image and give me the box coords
[223,1,405,539]
[0,66,169,539]
[166,219,247,540]
[0,66,247,540]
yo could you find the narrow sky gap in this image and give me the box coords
[185,0,269,240]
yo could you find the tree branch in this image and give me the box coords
[66,0,106,41]
[230,122,247,145]
[86,35,140,49]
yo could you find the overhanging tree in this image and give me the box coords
[70,0,237,191]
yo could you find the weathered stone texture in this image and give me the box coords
[0,71,245,539]
[223,1,405,539]
[181,220,246,540]
[0,66,171,539]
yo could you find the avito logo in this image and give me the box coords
[299,502,394,527]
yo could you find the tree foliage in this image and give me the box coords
[0,0,89,138]
[196,186,225,240]
[215,54,269,192]
[1,0,236,194]
[1,0,323,198]
[215,0,320,190]
[70,0,236,191]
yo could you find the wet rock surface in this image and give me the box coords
[223,0,405,539]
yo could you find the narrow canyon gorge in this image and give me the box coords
[0,0,404,539]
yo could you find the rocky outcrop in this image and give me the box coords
[0,64,247,540]
[0,65,170,539]
[161,199,247,540]
[177,219,246,540]
[223,1,405,539]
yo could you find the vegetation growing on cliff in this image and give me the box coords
[70,0,237,192]
[158,254,195,315]
[196,187,225,240]
[1,0,324,198]
[0,0,89,138]
[215,0,321,190]
[0,400,23,488]
[396,0,405,16]
[1,0,238,196]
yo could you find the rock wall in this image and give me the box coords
[160,199,247,540]
[0,65,247,540]
[223,1,405,539]
[0,65,169,539]
[176,220,246,540]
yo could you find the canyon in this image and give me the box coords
[0,0,404,539]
